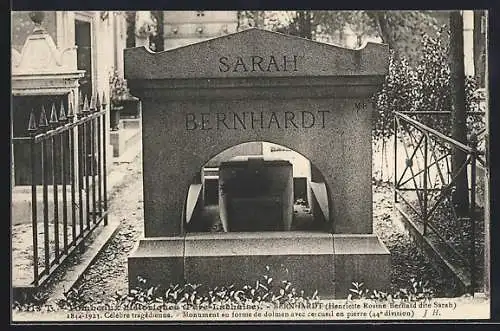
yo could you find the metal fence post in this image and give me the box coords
[27,109,39,285]
[423,133,428,236]
[394,115,398,203]
[469,133,478,295]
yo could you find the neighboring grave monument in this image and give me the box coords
[125,28,390,298]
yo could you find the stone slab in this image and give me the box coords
[122,118,141,129]
[127,237,184,289]
[125,28,389,80]
[184,231,334,256]
[184,232,335,296]
[127,233,392,298]
[333,234,391,298]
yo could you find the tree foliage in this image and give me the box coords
[237,10,441,62]
[372,27,482,142]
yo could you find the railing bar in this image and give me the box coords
[91,116,97,224]
[427,137,449,190]
[427,157,472,219]
[41,140,50,275]
[83,120,90,230]
[395,122,425,190]
[8,112,107,143]
[394,116,398,202]
[395,112,475,153]
[398,111,485,115]
[102,109,108,226]
[78,121,84,238]
[424,218,470,264]
[27,208,110,289]
[30,137,39,286]
[406,123,426,168]
[97,114,102,217]
[398,153,449,187]
[51,136,60,263]
[398,123,425,212]
[61,130,68,253]
[69,127,77,244]
[392,188,447,192]
[470,145,477,294]
[28,110,107,143]
[395,191,423,220]
[423,134,428,235]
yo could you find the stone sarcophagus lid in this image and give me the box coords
[219,156,293,232]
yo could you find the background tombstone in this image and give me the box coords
[125,28,390,298]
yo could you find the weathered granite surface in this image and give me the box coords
[125,29,390,298]
[128,233,390,298]
[125,29,388,236]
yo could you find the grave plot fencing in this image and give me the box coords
[12,92,109,287]
[393,110,486,294]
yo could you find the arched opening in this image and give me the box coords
[184,141,330,233]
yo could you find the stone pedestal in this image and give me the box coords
[125,29,391,298]
[128,232,390,298]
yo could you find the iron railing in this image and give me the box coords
[12,91,109,287]
[393,111,486,294]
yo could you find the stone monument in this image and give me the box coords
[125,28,390,298]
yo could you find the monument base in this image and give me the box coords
[128,232,390,299]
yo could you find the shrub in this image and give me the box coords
[373,27,483,141]
[115,265,319,309]
[13,265,320,312]
[348,278,434,302]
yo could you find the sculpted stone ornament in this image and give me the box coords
[28,11,45,32]
[12,12,84,96]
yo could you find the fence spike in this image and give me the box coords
[67,99,74,119]
[49,102,59,126]
[82,95,90,114]
[96,92,101,111]
[79,90,84,107]
[90,93,97,112]
[39,105,48,129]
[101,91,107,107]
[27,108,38,133]
[59,99,67,122]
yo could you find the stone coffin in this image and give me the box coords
[218,156,293,232]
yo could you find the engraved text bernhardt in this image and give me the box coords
[185,111,331,130]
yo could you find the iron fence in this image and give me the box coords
[12,91,109,287]
[393,111,486,294]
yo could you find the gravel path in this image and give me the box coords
[72,155,144,302]
[372,183,451,296]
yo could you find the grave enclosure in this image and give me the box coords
[125,29,390,298]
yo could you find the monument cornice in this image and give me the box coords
[125,28,389,81]
[128,76,384,101]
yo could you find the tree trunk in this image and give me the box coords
[253,11,262,28]
[367,11,397,52]
[150,11,164,52]
[297,11,313,39]
[473,10,486,87]
[449,10,469,213]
